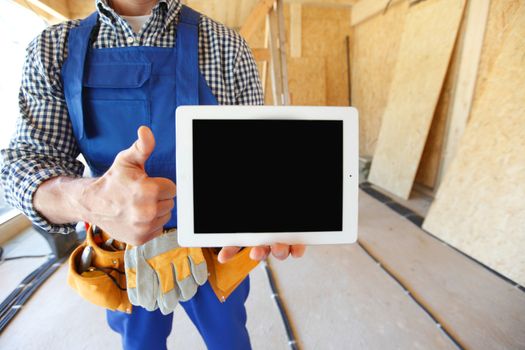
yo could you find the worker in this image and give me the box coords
[0,0,306,349]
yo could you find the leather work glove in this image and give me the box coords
[124,230,208,315]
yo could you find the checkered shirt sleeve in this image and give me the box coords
[0,0,264,234]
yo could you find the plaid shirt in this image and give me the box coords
[0,0,263,234]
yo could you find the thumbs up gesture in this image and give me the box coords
[83,126,176,245]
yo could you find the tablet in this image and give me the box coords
[175,106,358,247]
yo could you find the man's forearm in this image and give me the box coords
[33,176,95,225]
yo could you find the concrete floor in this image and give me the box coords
[0,191,523,349]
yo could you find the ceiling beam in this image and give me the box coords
[239,0,275,41]
[12,0,69,24]
[30,0,69,19]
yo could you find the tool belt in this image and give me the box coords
[68,225,131,313]
[68,225,259,312]
[204,247,259,302]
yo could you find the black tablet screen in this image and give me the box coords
[192,120,343,233]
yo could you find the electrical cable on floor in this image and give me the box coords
[0,246,49,263]
[357,241,465,350]
[261,259,300,350]
[0,254,65,334]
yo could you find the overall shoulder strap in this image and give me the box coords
[63,12,99,141]
[176,5,201,106]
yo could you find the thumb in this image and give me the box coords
[116,126,156,169]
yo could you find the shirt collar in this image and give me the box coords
[95,0,182,30]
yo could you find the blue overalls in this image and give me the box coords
[62,6,251,350]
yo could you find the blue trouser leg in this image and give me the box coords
[107,305,173,350]
[106,276,251,350]
[180,277,251,350]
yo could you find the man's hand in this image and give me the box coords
[218,244,306,263]
[80,126,176,245]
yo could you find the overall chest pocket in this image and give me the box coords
[83,62,151,173]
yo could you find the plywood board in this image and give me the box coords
[270,244,455,349]
[368,0,466,199]
[351,0,408,157]
[423,2,525,287]
[359,192,525,349]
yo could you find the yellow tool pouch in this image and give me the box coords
[67,226,132,313]
[203,248,259,302]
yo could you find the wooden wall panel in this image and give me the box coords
[473,0,522,101]
[423,2,525,286]
[287,57,326,105]
[300,6,351,106]
[350,1,408,157]
[415,10,466,189]
[368,0,466,199]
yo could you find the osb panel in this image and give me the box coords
[288,57,326,106]
[301,6,351,58]
[325,53,349,106]
[474,0,522,100]
[259,5,350,106]
[417,0,521,190]
[423,3,525,287]
[300,6,351,106]
[415,13,466,189]
[368,0,466,199]
[351,1,408,157]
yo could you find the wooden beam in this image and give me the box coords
[13,0,70,23]
[436,0,491,187]
[276,0,290,105]
[351,0,403,26]
[262,16,270,97]
[268,9,284,105]
[290,4,302,58]
[12,0,63,24]
[28,0,69,19]
[239,0,275,41]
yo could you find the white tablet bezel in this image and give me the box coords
[175,105,358,247]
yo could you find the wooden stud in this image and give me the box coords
[276,0,290,105]
[268,8,284,105]
[262,16,271,98]
[290,4,302,58]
